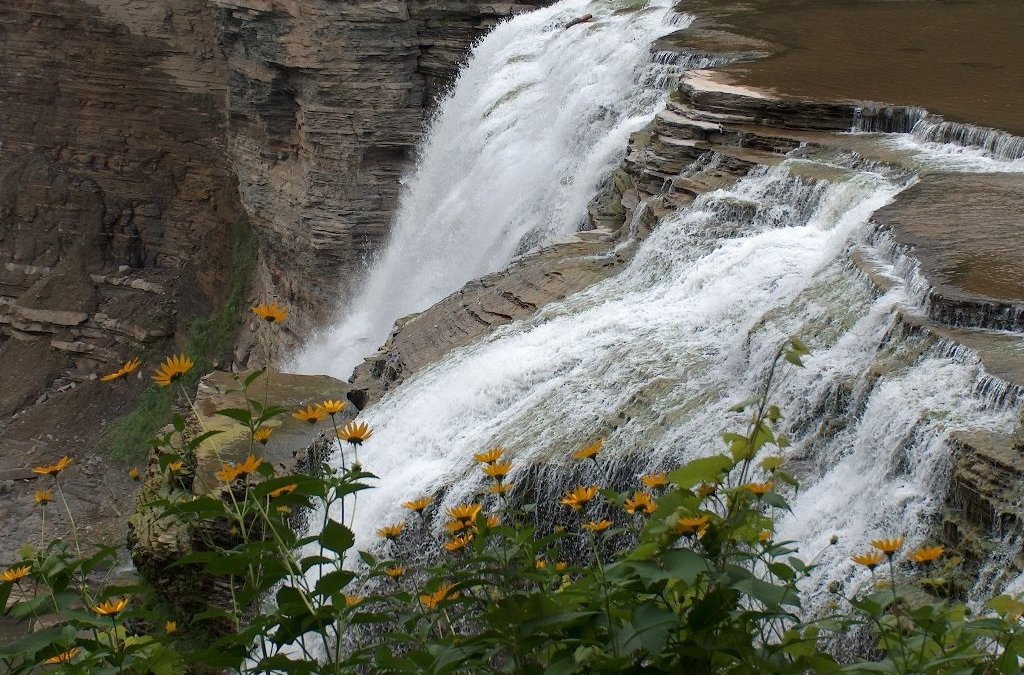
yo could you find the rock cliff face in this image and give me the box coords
[0,0,239,416]
[214,0,555,360]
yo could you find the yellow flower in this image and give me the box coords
[852,550,885,570]
[292,404,327,425]
[235,454,263,478]
[447,503,482,525]
[675,516,710,536]
[624,491,656,516]
[697,483,717,498]
[444,520,468,535]
[384,566,405,580]
[319,399,346,415]
[268,484,297,498]
[870,537,904,557]
[377,523,406,540]
[572,438,603,461]
[583,519,613,534]
[216,463,240,483]
[535,559,546,570]
[909,545,944,564]
[1,566,30,583]
[758,530,772,544]
[33,456,71,477]
[420,583,458,610]
[555,561,568,573]
[128,467,140,480]
[444,533,474,552]
[482,461,512,480]
[152,354,194,387]
[252,427,274,445]
[94,597,129,617]
[486,514,500,528]
[165,620,177,634]
[741,482,774,497]
[35,489,54,505]
[167,461,184,473]
[473,448,504,464]
[402,496,432,514]
[337,420,373,445]
[641,473,669,490]
[45,648,79,665]
[344,595,363,608]
[251,302,288,324]
[560,485,599,512]
[487,482,515,495]
[100,357,141,383]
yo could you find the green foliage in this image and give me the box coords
[101,215,257,460]
[7,338,1024,673]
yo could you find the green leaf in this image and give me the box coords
[668,455,733,489]
[314,569,355,596]
[319,519,354,555]
[244,369,266,388]
[172,414,185,433]
[619,602,677,655]
[214,408,256,426]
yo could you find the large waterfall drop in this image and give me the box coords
[295,0,688,377]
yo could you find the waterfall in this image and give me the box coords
[294,0,688,378]
[306,152,1018,617]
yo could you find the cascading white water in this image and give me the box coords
[309,151,1019,618]
[294,0,688,377]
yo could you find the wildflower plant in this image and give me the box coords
[4,337,1024,673]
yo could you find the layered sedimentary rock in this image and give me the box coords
[215,0,555,360]
[0,0,239,416]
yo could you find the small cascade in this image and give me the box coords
[294,0,689,378]
[912,118,1024,162]
[852,105,927,134]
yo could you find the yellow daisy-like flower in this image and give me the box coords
[152,354,194,387]
[337,420,373,445]
[482,461,512,480]
[560,485,599,512]
[251,302,288,324]
[128,467,140,480]
[45,647,79,665]
[535,559,547,570]
[268,484,297,498]
[252,427,274,445]
[35,489,54,505]
[165,620,177,634]
[675,515,710,536]
[420,583,458,610]
[377,523,406,540]
[583,519,613,534]
[447,503,482,525]
[487,482,515,495]
[444,534,474,552]
[444,520,468,535]
[100,357,141,383]
[94,597,129,617]
[473,448,504,464]
[641,473,669,490]
[319,399,346,415]
[624,491,657,516]
[909,545,944,564]
[555,561,568,573]
[742,482,774,496]
[758,530,773,544]
[33,455,72,477]
[852,550,885,570]
[292,404,327,425]
[216,464,240,483]
[344,595,363,608]
[167,461,184,474]
[1,566,30,583]
[402,496,432,514]
[384,566,406,580]
[486,514,500,528]
[697,483,717,499]
[572,438,603,461]
[870,537,904,557]
[235,454,263,478]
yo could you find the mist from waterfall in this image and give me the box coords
[294,0,687,378]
